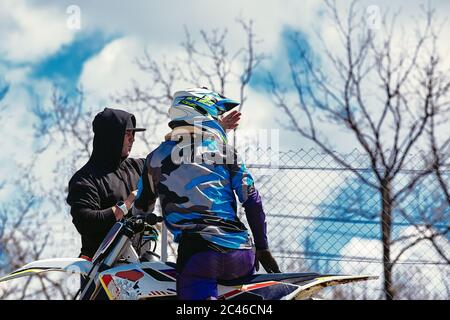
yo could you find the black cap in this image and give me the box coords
[126,116,146,132]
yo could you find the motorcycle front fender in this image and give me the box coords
[0,258,93,283]
[291,274,378,300]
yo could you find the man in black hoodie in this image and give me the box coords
[67,107,241,260]
[66,107,146,260]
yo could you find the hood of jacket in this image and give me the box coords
[89,107,139,170]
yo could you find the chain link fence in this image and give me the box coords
[162,147,449,299]
[242,148,449,300]
[1,146,448,300]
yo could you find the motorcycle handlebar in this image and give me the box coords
[122,213,163,235]
[124,213,162,224]
[144,213,164,225]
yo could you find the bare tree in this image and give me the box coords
[0,159,69,299]
[114,18,265,150]
[269,0,450,299]
[429,100,450,204]
[0,78,60,299]
[32,86,94,211]
[2,87,97,300]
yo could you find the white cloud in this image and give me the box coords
[335,227,450,299]
[79,36,147,103]
[72,0,450,158]
[0,86,35,175]
[66,0,321,52]
[0,0,75,63]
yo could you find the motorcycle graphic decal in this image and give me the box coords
[101,274,113,287]
[92,222,124,263]
[159,269,177,280]
[0,267,54,283]
[218,281,299,300]
[242,281,278,290]
[99,265,178,300]
[246,282,300,300]
[115,270,145,282]
[218,281,274,300]
[100,273,142,300]
[149,290,175,296]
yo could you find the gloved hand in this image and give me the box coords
[255,249,281,273]
[218,110,241,132]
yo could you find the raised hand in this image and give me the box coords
[218,110,242,132]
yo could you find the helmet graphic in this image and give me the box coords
[168,87,239,143]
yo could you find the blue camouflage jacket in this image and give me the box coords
[135,127,268,250]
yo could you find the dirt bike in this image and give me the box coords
[0,213,377,300]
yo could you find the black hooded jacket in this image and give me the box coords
[66,108,145,258]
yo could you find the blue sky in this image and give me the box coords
[1,0,448,202]
[250,26,314,92]
[0,79,9,101]
[30,31,115,95]
[2,0,448,155]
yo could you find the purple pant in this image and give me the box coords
[176,249,255,300]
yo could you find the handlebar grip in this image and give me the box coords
[145,213,163,225]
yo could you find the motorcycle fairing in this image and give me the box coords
[99,261,178,300]
[218,281,300,300]
[99,262,293,300]
[0,254,377,300]
[98,261,377,300]
[0,258,93,283]
[290,275,378,300]
[219,272,320,286]
[217,274,378,300]
[92,222,124,263]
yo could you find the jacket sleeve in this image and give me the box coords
[67,176,117,235]
[228,148,269,250]
[134,155,157,212]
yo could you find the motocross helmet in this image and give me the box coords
[168,87,239,143]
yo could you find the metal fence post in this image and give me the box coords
[161,223,168,262]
